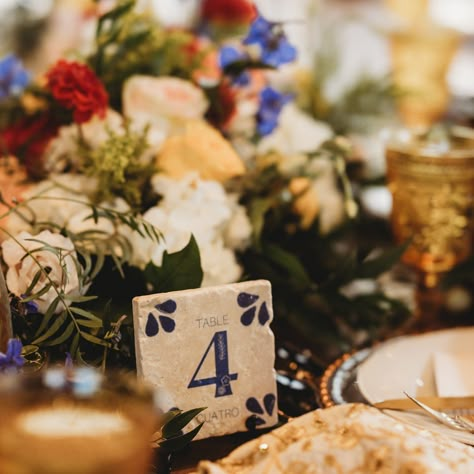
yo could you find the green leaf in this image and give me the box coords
[80,331,110,348]
[63,295,98,303]
[98,1,134,25]
[145,235,203,292]
[32,312,67,345]
[76,319,103,329]
[20,283,52,303]
[69,332,80,357]
[354,241,410,279]
[162,408,206,439]
[44,321,75,346]
[262,243,312,289]
[23,269,44,296]
[158,423,204,452]
[34,297,61,338]
[158,409,181,429]
[21,344,39,356]
[69,306,103,323]
[248,197,273,246]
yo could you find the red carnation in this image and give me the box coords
[46,60,108,124]
[202,0,256,25]
[1,114,59,178]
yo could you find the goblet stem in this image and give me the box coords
[414,271,444,330]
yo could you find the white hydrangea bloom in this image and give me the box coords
[44,110,124,173]
[129,173,252,287]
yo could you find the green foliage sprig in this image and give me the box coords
[81,122,154,208]
[0,191,204,368]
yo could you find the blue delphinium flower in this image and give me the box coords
[219,46,250,86]
[0,339,25,373]
[257,86,292,136]
[0,54,30,100]
[243,16,297,67]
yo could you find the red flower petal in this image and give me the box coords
[46,60,108,124]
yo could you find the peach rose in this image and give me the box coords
[123,76,209,138]
[157,120,245,182]
[0,158,31,239]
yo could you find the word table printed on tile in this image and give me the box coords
[133,280,278,440]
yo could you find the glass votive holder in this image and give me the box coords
[0,368,159,474]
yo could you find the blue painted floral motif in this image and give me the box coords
[145,299,177,337]
[256,86,292,136]
[0,339,24,372]
[238,292,270,326]
[245,393,276,430]
[0,54,30,100]
[243,16,297,67]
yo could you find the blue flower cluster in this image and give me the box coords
[243,16,297,67]
[0,339,24,373]
[0,54,30,100]
[219,46,250,86]
[257,86,292,136]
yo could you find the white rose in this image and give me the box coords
[4,175,98,236]
[258,103,333,156]
[150,0,201,28]
[123,76,209,143]
[1,230,83,314]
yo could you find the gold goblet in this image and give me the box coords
[386,126,474,325]
[0,368,159,474]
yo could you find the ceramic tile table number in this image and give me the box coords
[133,280,278,440]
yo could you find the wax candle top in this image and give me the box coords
[16,406,132,437]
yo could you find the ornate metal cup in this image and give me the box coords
[386,127,474,321]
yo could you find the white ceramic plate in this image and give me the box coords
[357,327,474,444]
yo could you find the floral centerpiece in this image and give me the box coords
[0,0,408,373]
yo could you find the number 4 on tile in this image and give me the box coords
[188,331,238,397]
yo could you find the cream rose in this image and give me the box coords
[123,76,209,142]
[157,120,245,182]
[1,230,83,314]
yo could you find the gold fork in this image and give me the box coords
[404,392,474,433]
